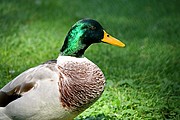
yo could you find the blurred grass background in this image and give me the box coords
[0,0,179,119]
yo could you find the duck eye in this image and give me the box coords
[90,26,96,30]
[107,34,109,37]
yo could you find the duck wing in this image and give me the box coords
[0,60,58,107]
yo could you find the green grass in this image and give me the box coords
[0,0,180,119]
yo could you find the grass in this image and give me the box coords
[0,0,180,119]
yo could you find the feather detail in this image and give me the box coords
[57,56,105,111]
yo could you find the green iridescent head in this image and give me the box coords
[60,19,125,57]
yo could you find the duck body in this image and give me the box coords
[0,19,125,119]
[0,56,105,120]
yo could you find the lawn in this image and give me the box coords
[0,0,179,119]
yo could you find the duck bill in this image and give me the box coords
[101,30,125,47]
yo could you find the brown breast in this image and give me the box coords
[58,60,105,112]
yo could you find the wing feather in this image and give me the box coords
[0,60,58,107]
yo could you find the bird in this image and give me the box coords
[0,19,125,120]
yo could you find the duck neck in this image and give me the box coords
[60,43,88,57]
[60,29,90,57]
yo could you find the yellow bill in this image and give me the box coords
[101,30,125,47]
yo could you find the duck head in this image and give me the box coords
[60,19,125,57]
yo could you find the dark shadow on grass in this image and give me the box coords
[0,0,78,37]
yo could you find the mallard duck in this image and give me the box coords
[0,19,125,120]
